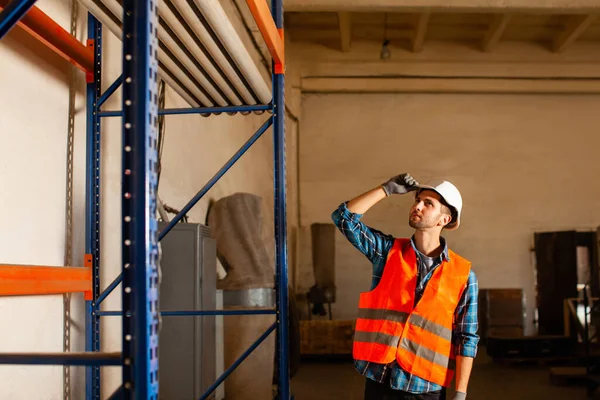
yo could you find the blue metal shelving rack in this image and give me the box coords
[0,0,289,397]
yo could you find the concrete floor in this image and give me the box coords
[291,352,589,400]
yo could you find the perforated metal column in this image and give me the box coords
[272,0,289,397]
[85,13,102,400]
[121,0,160,396]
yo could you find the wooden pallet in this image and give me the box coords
[493,355,579,367]
[549,367,590,386]
[299,320,355,355]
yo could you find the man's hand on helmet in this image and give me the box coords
[382,173,419,196]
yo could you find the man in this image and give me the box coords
[331,173,479,400]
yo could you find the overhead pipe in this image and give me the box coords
[99,0,228,107]
[96,0,120,21]
[158,27,219,106]
[170,0,259,105]
[0,0,93,73]
[159,0,242,106]
[159,43,215,106]
[78,0,272,108]
[158,64,201,108]
[78,0,209,108]
[77,0,120,36]
[193,0,272,104]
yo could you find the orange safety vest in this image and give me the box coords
[353,238,471,387]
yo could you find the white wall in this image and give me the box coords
[0,0,89,396]
[298,92,600,335]
[0,0,298,398]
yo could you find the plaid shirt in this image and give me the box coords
[331,202,479,394]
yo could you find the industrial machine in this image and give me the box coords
[157,222,218,400]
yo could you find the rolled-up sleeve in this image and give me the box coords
[331,202,393,267]
[453,271,480,358]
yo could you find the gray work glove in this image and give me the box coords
[452,392,467,400]
[382,173,419,196]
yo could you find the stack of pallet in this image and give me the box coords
[479,288,525,343]
[299,320,355,356]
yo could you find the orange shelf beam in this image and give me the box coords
[0,263,92,299]
[0,0,94,73]
[245,0,285,74]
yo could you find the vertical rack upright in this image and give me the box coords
[0,0,290,397]
[85,12,102,400]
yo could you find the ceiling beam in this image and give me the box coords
[284,0,600,13]
[482,14,512,52]
[338,12,352,52]
[287,28,413,41]
[301,77,600,94]
[552,14,596,52]
[300,61,600,80]
[412,12,430,52]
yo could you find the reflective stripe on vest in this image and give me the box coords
[400,337,450,368]
[352,238,471,387]
[408,314,452,342]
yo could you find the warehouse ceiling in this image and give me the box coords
[284,11,600,53]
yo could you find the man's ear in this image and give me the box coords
[439,213,452,227]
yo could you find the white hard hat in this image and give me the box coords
[415,179,463,230]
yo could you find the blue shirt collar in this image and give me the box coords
[410,235,450,262]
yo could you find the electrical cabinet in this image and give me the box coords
[158,222,217,399]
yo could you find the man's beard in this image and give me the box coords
[409,215,436,229]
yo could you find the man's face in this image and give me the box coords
[408,190,450,230]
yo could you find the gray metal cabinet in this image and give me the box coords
[158,222,217,400]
